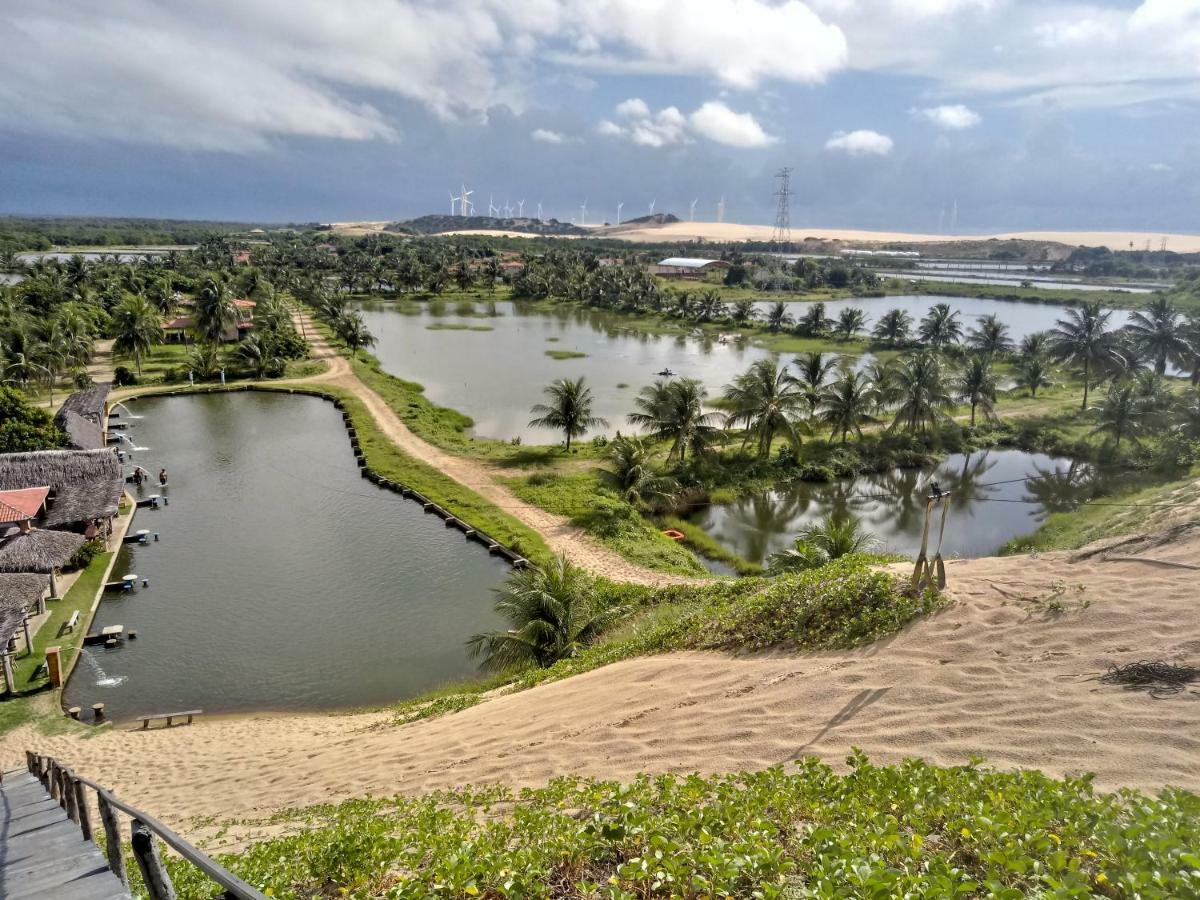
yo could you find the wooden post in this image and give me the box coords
[21,617,32,657]
[1,651,13,696]
[63,770,79,824]
[48,760,60,800]
[131,818,178,900]
[46,646,63,688]
[98,793,128,886]
[74,778,93,841]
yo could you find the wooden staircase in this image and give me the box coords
[0,769,131,899]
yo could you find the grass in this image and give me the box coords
[0,546,116,737]
[164,753,1200,899]
[504,470,709,577]
[661,515,762,575]
[544,349,588,360]
[425,323,494,332]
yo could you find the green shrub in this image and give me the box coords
[113,365,138,386]
[65,538,104,572]
[164,755,1200,899]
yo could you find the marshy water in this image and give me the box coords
[686,449,1115,565]
[357,295,1134,443]
[63,392,509,721]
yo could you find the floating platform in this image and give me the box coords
[83,625,124,645]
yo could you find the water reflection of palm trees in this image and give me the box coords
[1022,461,1101,518]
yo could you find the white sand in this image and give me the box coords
[6,520,1198,836]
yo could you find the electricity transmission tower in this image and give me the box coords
[771,167,792,247]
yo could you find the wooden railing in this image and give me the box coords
[25,751,267,900]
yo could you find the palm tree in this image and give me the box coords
[627,378,722,463]
[954,355,998,426]
[1049,301,1119,410]
[186,342,222,379]
[767,514,879,573]
[765,301,793,333]
[234,333,280,378]
[833,307,867,342]
[730,299,758,325]
[872,308,912,348]
[888,352,954,435]
[529,377,608,451]
[817,368,878,443]
[918,303,963,349]
[194,275,238,343]
[601,435,679,507]
[466,556,628,671]
[794,351,839,415]
[1015,355,1052,398]
[721,359,809,459]
[335,313,376,358]
[967,314,1013,355]
[795,302,831,337]
[111,294,163,375]
[1019,330,1050,360]
[1125,296,1188,376]
[1089,381,1150,449]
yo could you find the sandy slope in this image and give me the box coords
[6,522,1198,836]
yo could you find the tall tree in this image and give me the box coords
[954,355,999,426]
[1089,381,1150,449]
[817,368,878,443]
[1015,355,1052,398]
[1125,296,1189,376]
[918,303,963,349]
[764,301,792,333]
[967,314,1013,355]
[111,293,163,375]
[871,308,913,348]
[721,359,809,459]
[194,275,239,343]
[529,377,608,451]
[627,378,722,463]
[833,307,867,342]
[600,435,679,508]
[794,351,840,415]
[1049,301,1119,410]
[888,352,954,435]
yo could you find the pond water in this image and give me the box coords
[358,295,1135,443]
[63,392,509,721]
[875,271,1155,293]
[685,449,1115,565]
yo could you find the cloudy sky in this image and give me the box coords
[1,0,1198,231]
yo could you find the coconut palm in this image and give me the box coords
[730,299,758,325]
[817,368,878,443]
[194,275,239,343]
[466,556,628,671]
[1015,355,1052,398]
[1089,381,1151,449]
[111,294,163,375]
[600,435,679,507]
[767,514,879,573]
[529,376,608,451]
[872,308,913,348]
[954,355,999,426]
[967,314,1013,355]
[335,312,376,358]
[1019,330,1050,360]
[627,378,722,463]
[721,359,809,459]
[1049,301,1119,410]
[918,303,962,349]
[833,307,867,342]
[765,301,793,333]
[888,352,954,435]
[1125,296,1189,376]
[234,333,280,378]
[794,351,840,415]
[795,302,831,337]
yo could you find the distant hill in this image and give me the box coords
[617,213,680,227]
[389,215,588,236]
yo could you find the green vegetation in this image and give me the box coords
[427,322,494,331]
[528,377,608,451]
[0,216,277,253]
[767,514,880,573]
[165,754,1200,899]
[544,348,587,359]
[0,385,65,452]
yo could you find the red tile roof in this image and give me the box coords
[0,486,50,523]
[164,316,193,330]
[233,298,257,308]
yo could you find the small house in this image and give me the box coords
[651,257,732,279]
[53,384,110,450]
[0,449,124,539]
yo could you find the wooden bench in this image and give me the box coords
[64,611,80,632]
[139,710,202,729]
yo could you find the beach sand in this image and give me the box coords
[5,520,1198,839]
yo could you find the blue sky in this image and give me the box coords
[1,0,1198,231]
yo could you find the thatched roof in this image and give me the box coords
[0,529,86,573]
[57,410,105,450]
[56,384,109,423]
[0,450,123,526]
[0,573,50,644]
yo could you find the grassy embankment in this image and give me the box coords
[163,752,1200,899]
[0,548,114,737]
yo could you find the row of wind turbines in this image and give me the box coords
[447,185,728,227]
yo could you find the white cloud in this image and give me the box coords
[600,99,773,148]
[826,129,894,156]
[531,128,568,144]
[688,101,775,148]
[914,104,981,129]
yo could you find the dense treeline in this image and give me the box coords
[0,216,291,255]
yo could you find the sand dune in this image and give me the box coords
[5,522,1198,839]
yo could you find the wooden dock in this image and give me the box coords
[0,770,132,899]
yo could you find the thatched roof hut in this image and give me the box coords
[0,529,86,573]
[0,449,123,528]
[0,573,50,646]
[55,384,109,450]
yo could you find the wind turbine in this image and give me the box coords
[488,194,499,217]
[579,199,588,227]
[716,195,725,223]
[536,202,544,223]
[503,200,513,218]
[459,185,474,217]
[448,190,458,216]
[517,199,526,217]
[689,199,698,222]
[616,201,624,225]
[648,199,656,216]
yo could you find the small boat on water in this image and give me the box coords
[656,368,676,377]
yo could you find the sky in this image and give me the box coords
[1,0,1198,232]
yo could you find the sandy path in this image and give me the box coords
[287,311,698,586]
[7,526,1197,834]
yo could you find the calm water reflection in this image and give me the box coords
[63,392,509,721]
[687,449,1112,564]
